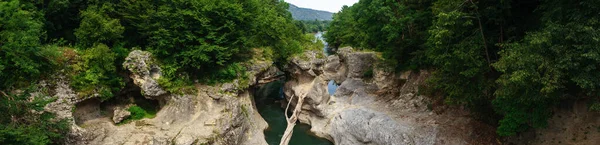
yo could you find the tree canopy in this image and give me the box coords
[325,0,600,136]
[0,0,312,144]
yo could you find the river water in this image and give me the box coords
[254,32,336,145]
[254,81,332,145]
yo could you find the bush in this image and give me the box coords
[0,0,58,90]
[0,87,69,145]
[75,4,124,47]
[121,105,156,124]
[127,106,147,120]
[71,44,124,101]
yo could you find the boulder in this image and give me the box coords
[123,50,167,98]
[112,107,131,124]
[345,52,377,78]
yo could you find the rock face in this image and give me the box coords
[123,50,167,99]
[112,107,131,124]
[44,50,274,145]
[284,47,499,145]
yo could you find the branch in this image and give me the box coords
[469,0,492,68]
[284,94,294,121]
[280,79,317,145]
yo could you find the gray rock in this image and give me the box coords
[123,50,167,98]
[221,82,237,93]
[324,55,341,72]
[174,134,195,145]
[112,107,131,124]
[346,52,377,78]
[288,50,326,76]
[283,47,499,145]
[331,108,414,145]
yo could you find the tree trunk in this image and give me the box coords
[279,79,316,145]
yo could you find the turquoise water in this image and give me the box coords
[327,80,338,96]
[254,81,333,145]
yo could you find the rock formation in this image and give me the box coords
[112,107,131,124]
[283,47,499,145]
[44,50,277,145]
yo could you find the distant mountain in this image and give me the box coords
[288,4,333,21]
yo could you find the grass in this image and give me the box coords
[118,105,156,125]
[118,96,159,124]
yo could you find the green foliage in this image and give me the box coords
[1,0,312,144]
[493,0,600,135]
[202,63,247,85]
[114,0,306,91]
[425,9,493,107]
[325,0,433,70]
[302,34,325,52]
[71,44,124,101]
[0,87,69,145]
[251,0,306,64]
[295,20,331,33]
[127,106,147,120]
[75,3,124,47]
[121,105,156,124]
[0,0,57,89]
[326,0,600,137]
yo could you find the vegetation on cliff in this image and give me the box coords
[0,0,315,144]
[325,0,600,136]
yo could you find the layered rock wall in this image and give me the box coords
[44,50,275,145]
[283,47,499,145]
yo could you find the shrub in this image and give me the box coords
[127,106,147,120]
[75,4,124,47]
[0,0,58,90]
[71,44,124,101]
[0,87,70,145]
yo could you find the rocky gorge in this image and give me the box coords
[41,45,496,145]
[38,45,600,145]
[32,43,600,145]
[44,49,276,145]
[282,47,499,145]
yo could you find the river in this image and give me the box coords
[254,32,337,145]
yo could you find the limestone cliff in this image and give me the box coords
[283,47,499,145]
[44,50,277,145]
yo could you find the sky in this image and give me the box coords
[285,0,359,13]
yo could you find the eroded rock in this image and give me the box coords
[284,47,499,145]
[43,50,275,145]
[112,107,131,124]
[331,108,414,145]
[123,50,167,98]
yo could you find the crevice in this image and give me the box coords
[73,79,162,126]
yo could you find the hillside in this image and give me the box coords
[288,4,333,21]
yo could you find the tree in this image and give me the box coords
[493,0,600,136]
[71,44,124,101]
[0,0,58,89]
[0,87,69,145]
[325,0,433,70]
[75,3,125,47]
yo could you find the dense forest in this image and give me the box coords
[325,0,600,136]
[0,0,314,144]
[296,20,331,33]
[288,4,333,21]
[3,0,600,144]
